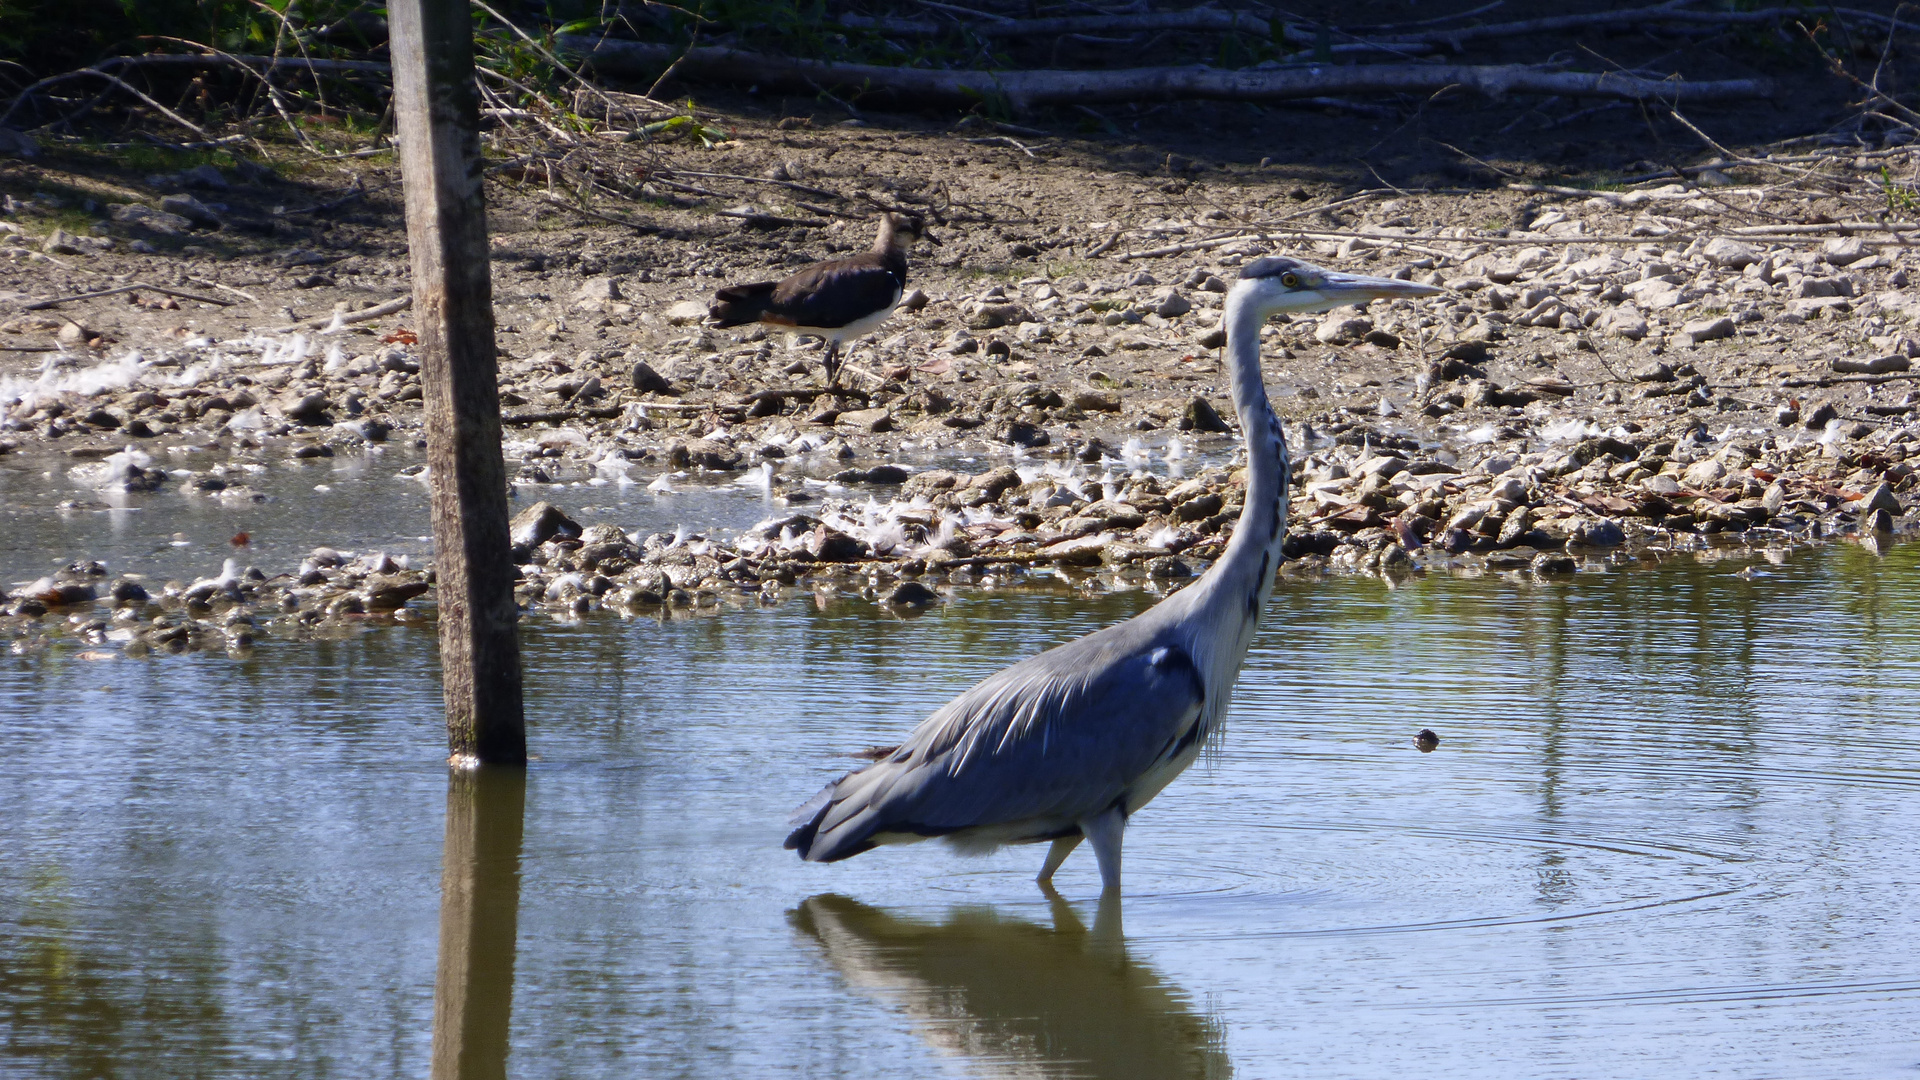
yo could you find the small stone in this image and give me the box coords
[158,193,221,228]
[1071,390,1121,413]
[665,299,708,325]
[1683,459,1727,487]
[1862,482,1902,516]
[42,228,84,255]
[1180,396,1232,433]
[1863,507,1896,533]
[1000,420,1050,447]
[1832,354,1911,375]
[806,526,869,562]
[1315,315,1371,344]
[1701,237,1760,269]
[968,303,1033,330]
[882,580,940,607]
[1414,729,1440,753]
[629,360,672,393]
[1150,289,1192,317]
[111,203,192,235]
[835,407,893,433]
[574,276,623,304]
[510,500,582,548]
[1803,402,1839,430]
[1680,316,1734,345]
[900,288,930,312]
[1531,552,1577,574]
[1820,237,1870,266]
[179,163,228,189]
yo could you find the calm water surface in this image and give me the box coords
[5,509,1920,1077]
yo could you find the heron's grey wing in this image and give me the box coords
[788,627,1205,862]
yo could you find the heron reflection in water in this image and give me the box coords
[792,893,1232,1079]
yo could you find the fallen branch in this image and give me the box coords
[272,294,411,331]
[24,282,234,310]
[561,38,1771,110]
[714,209,830,228]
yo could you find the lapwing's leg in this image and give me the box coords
[822,341,841,388]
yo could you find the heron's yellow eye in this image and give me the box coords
[1280,273,1300,288]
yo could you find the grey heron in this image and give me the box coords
[785,257,1444,891]
[709,211,935,388]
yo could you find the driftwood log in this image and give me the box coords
[559,37,1771,112]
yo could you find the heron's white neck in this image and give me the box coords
[1173,286,1290,666]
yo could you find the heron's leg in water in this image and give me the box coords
[1080,807,1126,893]
[1037,835,1082,883]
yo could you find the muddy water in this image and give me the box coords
[5,522,1920,1077]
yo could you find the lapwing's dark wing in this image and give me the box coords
[761,256,904,330]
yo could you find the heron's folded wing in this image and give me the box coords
[822,632,1206,838]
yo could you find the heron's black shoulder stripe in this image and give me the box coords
[1146,644,1204,704]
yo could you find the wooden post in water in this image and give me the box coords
[388,0,525,765]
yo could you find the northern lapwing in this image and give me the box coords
[709,212,934,388]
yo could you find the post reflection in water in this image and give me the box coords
[430,767,526,1080]
[792,892,1232,1079]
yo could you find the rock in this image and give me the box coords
[1803,402,1839,430]
[111,203,193,234]
[1632,361,1675,383]
[1832,354,1911,375]
[970,466,1022,497]
[1821,237,1870,266]
[1000,419,1050,447]
[1680,316,1734,345]
[1071,390,1121,412]
[56,321,91,348]
[899,288,930,312]
[510,501,582,548]
[806,526,869,562]
[277,391,331,425]
[363,576,431,610]
[835,407,892,433]
[629,360,672,393]
[1604,307,1650,340]
[1150,289,1192,317]
[1195,326,1227,349]
[1442,339,1490,364]
[1862,482,1902,515]
[1180,396,1232,433]
[903,469,961,497]
[675,438,743,470]
[831,464,910,484]
[1532,552,1578,574]
[882,580,940,607]
[41,228,84,255]
[574,276,623,304]
[1578,519,1626,547]
[969,303,1034,330]
[1644,474,1682,495]
[665,299,708,325]
[0,127,38,158]
[1701,237,1760,269]
[1356,455,1408,480]
[110,579,149,604]
[158,193,221,228]
[1314,315,1371,344]
[1863,507,1896,533]
[1683,459,1727,487]
[1174,492,1223,522]
[179,163,228,190]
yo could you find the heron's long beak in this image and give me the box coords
[1315,270,1446,304]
